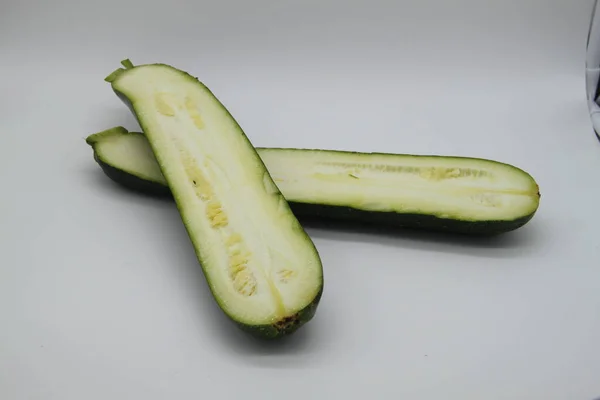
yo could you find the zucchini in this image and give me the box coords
[86,127,172,197]
[103,60,324,339]
[86,127,541,236]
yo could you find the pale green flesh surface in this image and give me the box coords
[94,130,540,223]
[111,65,323,326]
[92,129,165,184]
[261,149,539,221]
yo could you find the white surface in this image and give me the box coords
[1,0,599,399]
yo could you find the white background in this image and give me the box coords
[1,0,599,399]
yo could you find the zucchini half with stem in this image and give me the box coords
[103,60,324,339]
[86,126,541,237]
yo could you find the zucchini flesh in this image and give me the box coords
[87,127,540,236]
[104,62,323,338]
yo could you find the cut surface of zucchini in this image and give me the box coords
[104,61,323,338]
[87,127,540,236]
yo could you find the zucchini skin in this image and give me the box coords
[235,287,322,339]
[105,63,323,340]
[288,202,537,236]
[92,151,172,198]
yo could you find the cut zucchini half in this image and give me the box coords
[86,127,540,236]
[86,127,172,197]
[104,60,324,339]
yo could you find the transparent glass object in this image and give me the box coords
[586,0,600,140]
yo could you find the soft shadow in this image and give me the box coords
[83,164,543,363]
[87,166,173,204]
[299,215,545,259]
